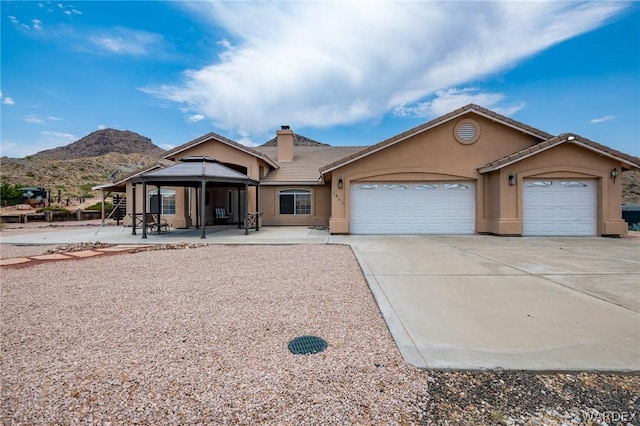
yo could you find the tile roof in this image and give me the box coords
[261,133,329,147]
[319,103,554,174]
[132,156,259,185]
[162,131,279,169]
[97,105,639,189]
[477,133,640,173]
[94,160,175,191]
[254,146,364,184]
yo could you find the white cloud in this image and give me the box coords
[25,115,46,124]
[25,115,63,124]
[24,114,62,124]
[97,124,106,130]
[0,139,42,158]
[41,130,76,144]
[89,28,163,56]
[1,91,15,105]
[590,115,616,124]
[1,131,79,157]
[145,1,627,139]
[237,135,258,147]
[8,15,44,31]
[393,88,525,118]
[187,114,205,123]
[0,140,19,157]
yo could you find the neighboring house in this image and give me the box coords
[98,104,640,237]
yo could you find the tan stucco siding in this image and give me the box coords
[478,173,505,234]
[168,142,264,180]
[259,185,330,226]
[125,183,189,228]
[160,142,267,226]
[328,114,540,234]
[483,143,627,236]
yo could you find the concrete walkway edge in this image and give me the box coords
[350,245,428,368]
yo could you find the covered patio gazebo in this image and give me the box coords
[131,156,260,239]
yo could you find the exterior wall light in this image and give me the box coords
[338,178,344,189]
[611,168,619,183]
[508,174,516,186]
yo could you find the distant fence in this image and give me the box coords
[113,194,127,225]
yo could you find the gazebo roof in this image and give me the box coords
[131,156,259,187]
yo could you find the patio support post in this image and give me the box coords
[101,189,106,222]
[188,187,192,227]
[244,183,249,235]
[156,185,162,227]
[195,186,199,229]
[131,183,136,235]
[255,184,260,231]
[142,182,147,239]
[200,180,206,239]
[237,187,241,229]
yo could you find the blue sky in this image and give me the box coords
[1,1,639,158]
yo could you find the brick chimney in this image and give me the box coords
[276,125,294,162]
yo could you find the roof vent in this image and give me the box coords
[281,125,290,130]
[458,123,476,140]
[454,118,481,144]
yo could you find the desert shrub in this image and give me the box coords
[36,206,72,215]
[0,183,23,206]
[85,201,113,212]
[80,183,97,199]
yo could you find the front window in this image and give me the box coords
[149,189,176,215]
[279,189,311,215]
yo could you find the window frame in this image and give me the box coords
[278,188,312,216]
[148,188,176,215]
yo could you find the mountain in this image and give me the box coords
[261,133,329,147]
[0,153,162,199]
[32,129,165,160]
[1,129,165,199]
[622,170,640,205]
[2,128,639,205]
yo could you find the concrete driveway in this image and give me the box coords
[2,224,638,371]
[350,235,640,371]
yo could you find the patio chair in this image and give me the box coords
[215,208,230,224]
[145,213,170,233]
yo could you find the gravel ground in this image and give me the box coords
[1,243,639,425]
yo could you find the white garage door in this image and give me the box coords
[350,182,475,234]
[523,179,596,236]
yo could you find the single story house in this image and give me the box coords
[98,104,639,237]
